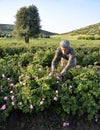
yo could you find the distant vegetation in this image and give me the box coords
[65,23,100,35]
[0,24,13,37]
[53,23,100,40]
[0,24,13,34]
[0,23,100,40]
[0,24,57,38]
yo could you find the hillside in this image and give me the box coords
[0,23,100,37]
[0,24,57,36]
[51,23,100,40]
[0,24,14,34]
[64,23,100,36]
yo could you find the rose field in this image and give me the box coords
[0,37,100,130]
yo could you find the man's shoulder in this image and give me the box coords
[69,47,75,54]
[69,47,75,51]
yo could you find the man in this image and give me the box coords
[49,40,76,80]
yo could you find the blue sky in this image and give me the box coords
[0,0,100,33]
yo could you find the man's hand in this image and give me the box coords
[49,71,54,76]
[56,73,62,81]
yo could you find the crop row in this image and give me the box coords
[0,41,100,124]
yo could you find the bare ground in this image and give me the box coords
[0,110,99,130]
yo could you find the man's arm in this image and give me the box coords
[61,48,76,75]
[51,48,61,72]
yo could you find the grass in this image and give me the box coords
[0,37,100,49]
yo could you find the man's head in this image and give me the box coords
[60,40,70,54]
[60,40,70,48]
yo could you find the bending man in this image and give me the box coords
[49,40,76,79]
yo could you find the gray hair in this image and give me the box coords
[60,40,70,48]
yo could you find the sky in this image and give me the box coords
[0,0,100,34]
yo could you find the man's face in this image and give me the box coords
[61,47,69,54]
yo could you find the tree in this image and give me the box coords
[14,5,41,43]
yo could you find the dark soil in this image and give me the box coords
[0,110,100,130]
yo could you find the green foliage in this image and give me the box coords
[14,5,41,43]
[33,48,54,67]
[0,64,99,122]
[19,52,34,67]
[0,38,100,124]
[76,47,100,66]
[77,35,100,40]
[77,35,95,40]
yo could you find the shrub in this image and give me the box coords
[0,42,100,124]
[0,65,100,122]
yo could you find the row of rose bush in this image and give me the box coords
[0,46,100,123]
[0,45,99,66]
[77,35,100,40]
